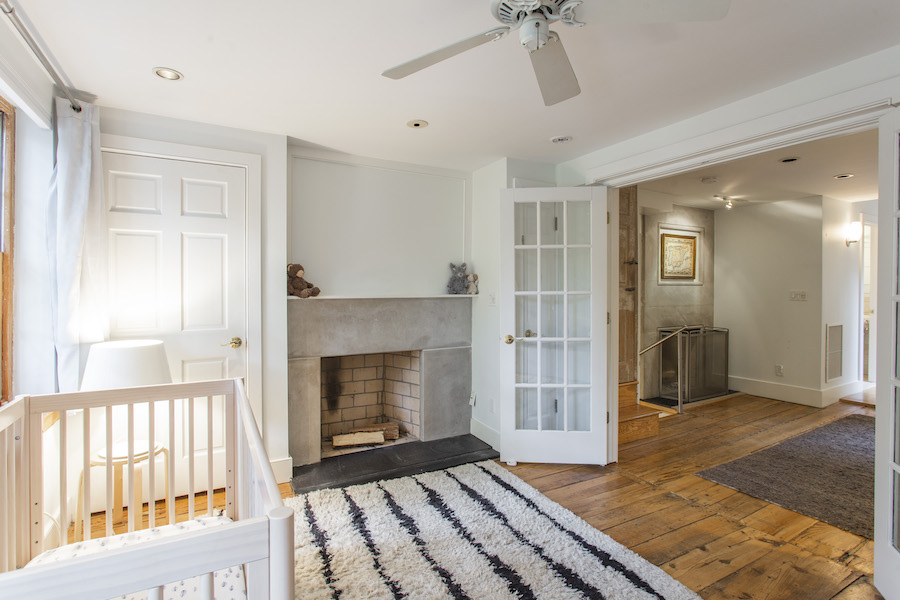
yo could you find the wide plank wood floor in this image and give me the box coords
[502,393,881,600]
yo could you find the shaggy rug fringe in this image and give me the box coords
[285,460,699,599]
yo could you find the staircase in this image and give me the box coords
[618,381,661,444]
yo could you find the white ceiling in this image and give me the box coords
[12,0,900,175]
[640,129,879,208]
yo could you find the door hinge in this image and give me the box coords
[607,312,610,324]
[607,211,610,224]
[607,412,610,424]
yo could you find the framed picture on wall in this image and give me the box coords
[660,233,697,280]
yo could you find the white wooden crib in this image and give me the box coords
[0,378,293,599]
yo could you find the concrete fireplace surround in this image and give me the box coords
[287,297,473,467]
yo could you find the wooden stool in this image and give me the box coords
[74,441,169,540]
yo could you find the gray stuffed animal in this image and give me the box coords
[447,262,468,294]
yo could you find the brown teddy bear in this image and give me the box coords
[287,264,321,298]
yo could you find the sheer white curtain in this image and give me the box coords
[47,97,107,392]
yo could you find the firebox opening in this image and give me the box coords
[320,351,421,459]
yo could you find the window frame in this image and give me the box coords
[0,94,15,404]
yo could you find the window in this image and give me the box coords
[0,95,14,404]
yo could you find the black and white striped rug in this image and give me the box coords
[286,460,699,599]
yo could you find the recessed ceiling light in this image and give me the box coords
[833,173,855,179]
[780,157,800,163]
[550,135,572,144]
[153,67,184,81]
[407,120,428,129]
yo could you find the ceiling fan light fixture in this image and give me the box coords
[152,67,184,81]
[520,12,550,51]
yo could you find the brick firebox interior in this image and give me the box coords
[320,351,422,441]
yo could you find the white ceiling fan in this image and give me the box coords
[382,0,732,106]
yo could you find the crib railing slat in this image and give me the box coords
[200,571,213,599]
[28,408,43,557]
[105,405,114,538]
[168,399,175,526]
[224,389,236,520]
[15,418,25,566]
[188,397,195,520]
[127,404,135,533]
[82,408,91,542]
[148,400,156,529]
[58,410,67,549]
[147,586,163,600]
[0,429,8,570]
[207,396,214,517]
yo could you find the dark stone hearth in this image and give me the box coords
[290,434,498,495]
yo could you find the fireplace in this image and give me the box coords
[288,297,472,466]
[319,351,421,458]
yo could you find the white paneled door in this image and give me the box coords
[102,149,248,497]
[499,186,609,465]
[875,107,900,599]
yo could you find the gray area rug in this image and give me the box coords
[286,460,700,599]
[697,414,874,538]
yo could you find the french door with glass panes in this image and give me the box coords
[499,186,609,465]
[875,107,900,599]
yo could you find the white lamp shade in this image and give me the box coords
[80,340,173,391]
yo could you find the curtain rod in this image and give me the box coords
[0,1,81,112]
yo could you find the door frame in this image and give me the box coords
[875,106,900,595]
[100,134,263,420]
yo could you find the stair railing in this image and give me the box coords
[639,326,694,414]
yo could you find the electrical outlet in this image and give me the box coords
[488,293,497,307]
[775,364,784,377]
[469,392,476,406]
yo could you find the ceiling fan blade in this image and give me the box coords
[382,27,509,79]
[529,33,580,106]
[578,0,731,24]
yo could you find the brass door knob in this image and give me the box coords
[224,337,243,348]
[504,335,514,344]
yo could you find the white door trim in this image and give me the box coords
[875,107,900,599]
[100,134,263,420]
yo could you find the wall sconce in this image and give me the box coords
[845,221,862,247]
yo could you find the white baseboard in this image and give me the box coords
[469,418,500,450]
[270,456,294,485]
[728,376,863,408]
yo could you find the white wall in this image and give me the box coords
[821,196,861,395]
[468,158,556,448]
[714,198,826,405]
[469,159,507,447]
[288,149,470,297]
[99,107,291,480]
